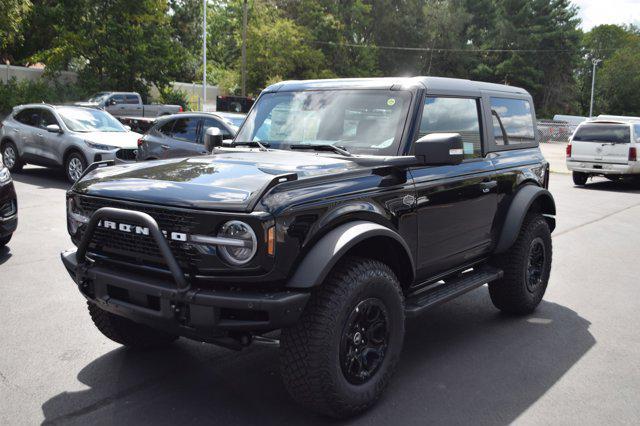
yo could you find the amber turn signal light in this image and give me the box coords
[267,226,275,256]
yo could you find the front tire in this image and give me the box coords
[1,141,24,172]
[572,171,588,185]
[65,151,87,183]
[87,302,178,349]
[280,257,405,418]
[489,214,552,315]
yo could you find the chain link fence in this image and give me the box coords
[537,120,577,143]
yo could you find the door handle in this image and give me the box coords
[13,129,19,133]
[36,133,43,137]
[480,181,497,193]
[161,144,170,150]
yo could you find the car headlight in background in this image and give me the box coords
[67,197,89,235]
[84,140,118,151]
[0,166,11,184]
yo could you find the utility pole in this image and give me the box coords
[202,0,207,111]
[589,58,602,117]
[241,0,248,97]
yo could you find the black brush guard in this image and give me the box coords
[61,207,309,345]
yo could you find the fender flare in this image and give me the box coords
[286,221,415,289]
[494,185,556,254]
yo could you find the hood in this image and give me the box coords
[83,131,142,149]
[73,150,370,211]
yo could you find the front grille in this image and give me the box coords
[77,197,201,270]
[116,149,137,161]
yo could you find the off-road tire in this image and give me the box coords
[0,234,11,247]
[489,214,552,315]
[572,171,588,186]
[1,141,24,172]
[280,257,405,418]
[87,302,178,349]
[64,151,87,183]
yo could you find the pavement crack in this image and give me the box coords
[554,201,640,237]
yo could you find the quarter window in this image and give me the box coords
[490,98,535,145]
[418,97,482,159]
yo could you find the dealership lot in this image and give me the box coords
[1,166,640,425]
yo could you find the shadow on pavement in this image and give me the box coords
[576,178,640,194]
[10,166,70,191]
[41,289,594,426]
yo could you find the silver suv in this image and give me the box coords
[0,104,141,182]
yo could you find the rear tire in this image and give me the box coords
[1,141,24,172]
[87,302,178,349]
[280,257,405,418]
[489,214,552,315]
[572,171,588,185]
[65,151,87,183]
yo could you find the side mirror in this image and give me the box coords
[46,124,62,133]
[413,133,464,165]
[108,99,117,106]
[204,127,223,152]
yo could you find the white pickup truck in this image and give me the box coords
[75,92,182,118]
[566,119,640,185]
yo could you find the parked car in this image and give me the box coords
[136,112,238,161]
[76,92,183,118]
[0,104,141,182]
[566,119,640,185]
[0,157,17,248]
[61,76,555,418]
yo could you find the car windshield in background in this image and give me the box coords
[573,123,630,143]
[235,90,411,156]
[57,107,126,133]
[87,92,109,103]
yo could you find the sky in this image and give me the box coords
[572,0,640,30]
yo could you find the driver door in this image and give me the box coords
[35,109,64,165]
[411,96,497,280]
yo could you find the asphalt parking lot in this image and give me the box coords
[1,165,640,425]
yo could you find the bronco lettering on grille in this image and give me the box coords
[98,220,188,242]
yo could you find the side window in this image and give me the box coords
[418,97,482,159]
[15,109,39,126]
[38,110,59,128]
[202,118,232,140]
[490,98,535,146]
[109,95,125,105]
[634,124,640,142]
[125,95,139,104]
[171,117,199,143]
[157,119,175,136]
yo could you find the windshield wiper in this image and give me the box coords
[231,141,269,151]
[290,144,352,157]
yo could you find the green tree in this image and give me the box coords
[597,33,640,115]
[36,0,189,97]
[0,0,32,59]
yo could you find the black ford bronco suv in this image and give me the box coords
[61,77,555,418]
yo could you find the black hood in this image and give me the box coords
[73,150,370,211]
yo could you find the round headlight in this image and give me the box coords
[217,220,257,265]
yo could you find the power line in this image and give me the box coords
[308,40,616,53]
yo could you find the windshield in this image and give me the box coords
[87,92,109,103]
[573,123,630,143]
[235,90,412,155]
[57,107,127,132]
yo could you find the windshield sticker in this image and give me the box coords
[387,98,396,106]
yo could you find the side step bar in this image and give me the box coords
[405,266,503,318]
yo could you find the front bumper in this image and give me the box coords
[0,181,17,237]
[61,207,309,342]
